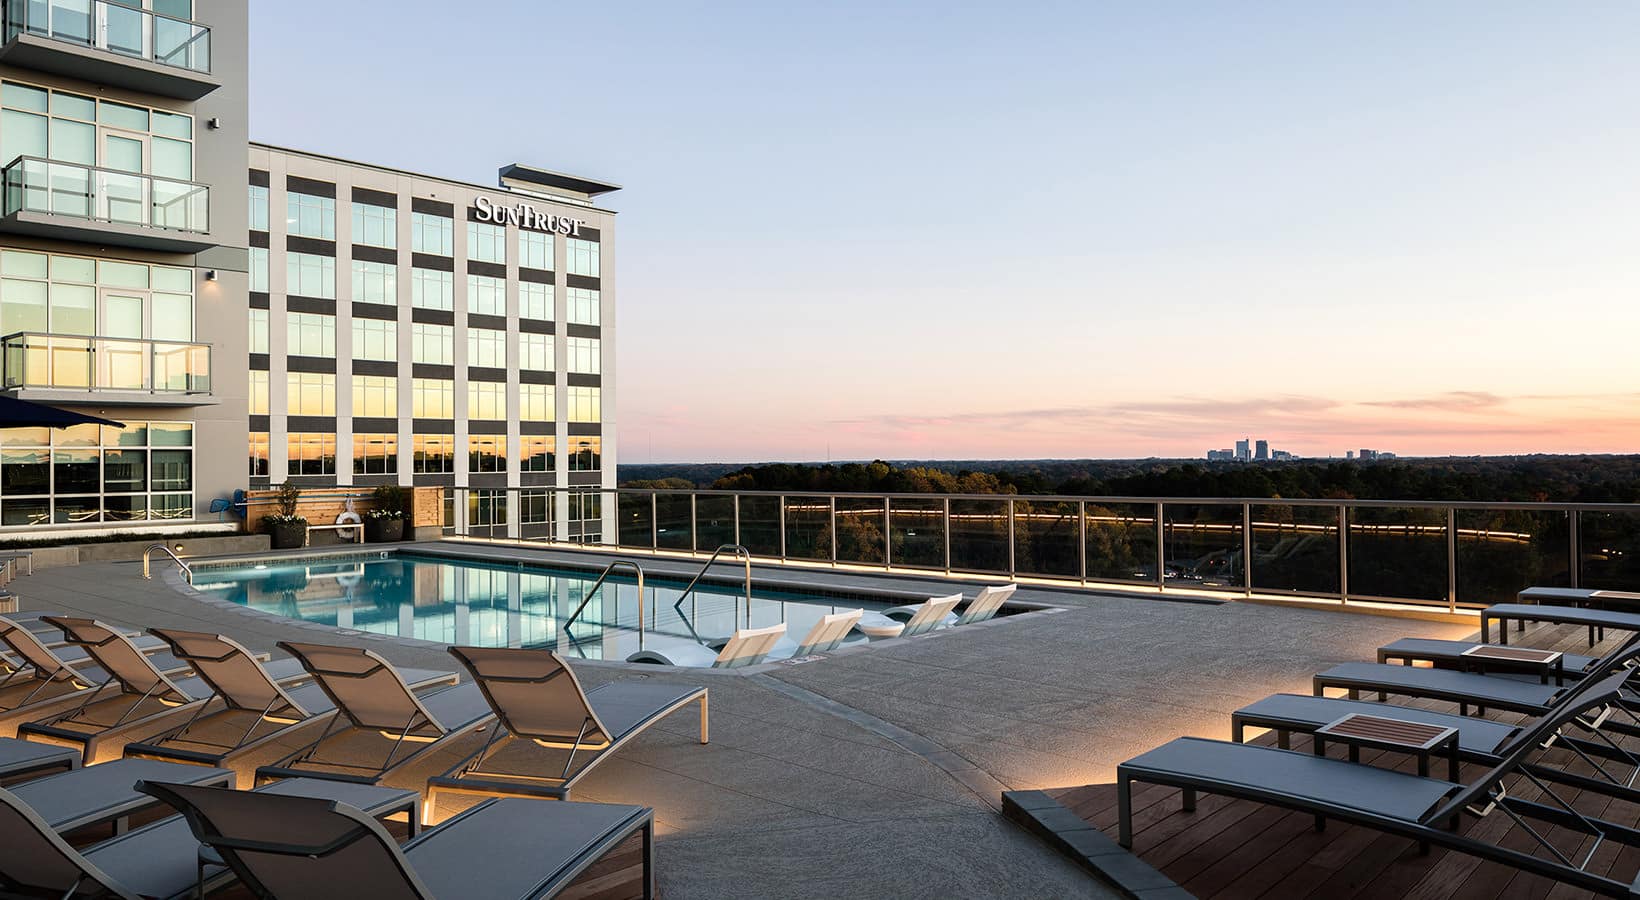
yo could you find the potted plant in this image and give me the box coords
[262,483,307,549]
[364,484,407,543]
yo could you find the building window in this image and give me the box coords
[520,333,551,372]
[0,80,193,182]
[468,435,505,473]
[286,252,335,299]
[248,184,268,231]
[411,378,453,418]
[351,202,396,249]
[248,309,268,355]
[568,386,600,423]
[519,231,550,270]
[521,436,554,472]
[570,492,601,523]
[567,337,600,375]
[352,318,396,362]
[467,221,505,265]
[411,267,452,310]
[411,212,452,255]
[248,370,268,415]
[286,192,335,240]
[411,323,452,365]
[519,282,550,321]
[0,421,197,526]
[520,489,551,524]
[466,274,504,316]
[249,247,269,292]
[351,260,396,304]
[287,372,336,416]
[351,375,397,418]
[412,434,455,473]
[466,328,505,368]
[352,434,398,475]
[286,312,335,358]
[0,249,193,340]
[568,437,601,472]
[468,489,509,526]
[520,384,552,421]
[567,287,599,326]
[249,432,269,477]
[467,381,505,420]
[287,433,337,476]
[567,239,599,277]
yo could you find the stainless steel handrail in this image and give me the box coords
[674,544,753,628]
[142,543,191,580]
[563,560,644,634]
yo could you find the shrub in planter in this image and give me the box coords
[365,484,408,542]
[262,483,308,549]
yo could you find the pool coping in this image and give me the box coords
[164,541,1068,676]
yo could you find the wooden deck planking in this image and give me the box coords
[1050,622,1640,900]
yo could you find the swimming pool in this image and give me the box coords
[187,551,916,667]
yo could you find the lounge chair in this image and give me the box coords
[768,610,866,660]
[123,629,457,768]
[1376,635,1610,684]
[1518,586,1640,610]
[0,615,189,726]
[16,618,309,762]
[855,593,963,639]
[626,623,787,668]
[0,735,79,785]
[429,645,707,805]
[140,779,657,900]
[1480,602,1640,645]
[7,756,232,837]
[1119,670,1640,897]
[254,642,495,787]
[0,777,424,899]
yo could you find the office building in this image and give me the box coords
[1254,439,1268,461]
[1234,439,1249,461]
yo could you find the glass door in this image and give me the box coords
[99,288,147,389]
[97,129,148,224]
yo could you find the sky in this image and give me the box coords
[251,1,1640,463]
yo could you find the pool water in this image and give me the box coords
[189,552,897,666]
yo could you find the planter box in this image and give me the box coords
[364,518,405,543]
[267,522,307,550]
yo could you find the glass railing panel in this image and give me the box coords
[1347,506,1448,603]
[949,498,1010,574]
[1249,504,1340,595]
[1162,503,1244,590]
[1454,508,1571,607]
[1014,499,1079,578]
[46,161,89,217]
[97,339,145,389]
[102,0,142,56]
[835,497,886,565]
[46,336,89,387]
[653,492,692,551]
[1084,502,1158,583]
[616,491,653,548]
[46,0,90,44]
[782,494,829,562]
[736,494,780,557]
[1,157,207,233]
[1578,510,1640,592]
[889,497,943,569]
[693,494,734,550]
[152,14,207,71]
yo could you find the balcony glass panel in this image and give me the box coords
[1249,504,1340,596]
[736,495,779,557]
[1454,508,1571,607]
[1015,499,1079,578]
[6,0,211,73]
[653,492,691,551]
[1579,510,1640,592]
[694,494,734,551]
[616,491,653,548]
[1084,502,1158,583]
[1348,506,1447,603]
[1,332,207,393]
[782,495,828,562]
[835,497,885,565]
[2,157,207,233]
[1162,503,1244,590]
[889,497,943,569]
[949,498,1009,574]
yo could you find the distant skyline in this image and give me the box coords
[252,2,1639,463]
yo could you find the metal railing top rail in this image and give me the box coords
[600,486,1640,514]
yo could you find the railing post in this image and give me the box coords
[1569,510,1581,589]
[829,496,838,567]
[690,493,698,557]
[650,493,658,550]
[1007,498,1016,577]
[733,494,741,549]
[1446,507,1458,613]
[778,494,787,562]
[943,496,952,575]
[1338,505,1350,606]
[1154,502,1165,592]
[1078,500,1088,586]
[883,497,892,570]
[1242,502,1253,598]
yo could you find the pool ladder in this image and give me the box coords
[563,560,645,634]
[674,545,753,628]
[142,544,192,580]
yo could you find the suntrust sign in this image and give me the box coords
[473,196,586,236]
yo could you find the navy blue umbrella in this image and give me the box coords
[0,395,122,428]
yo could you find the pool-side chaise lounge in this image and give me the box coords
[430,645,707,806]
[0,615,191,724]
[855,593,964,639]
[142,778,657,900]
[626,623,789,668]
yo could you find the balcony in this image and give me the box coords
[0,0,217,99]
[1,331,212,406]
[0,156,213,252]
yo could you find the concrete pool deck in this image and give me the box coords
[3,542,1474,899]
